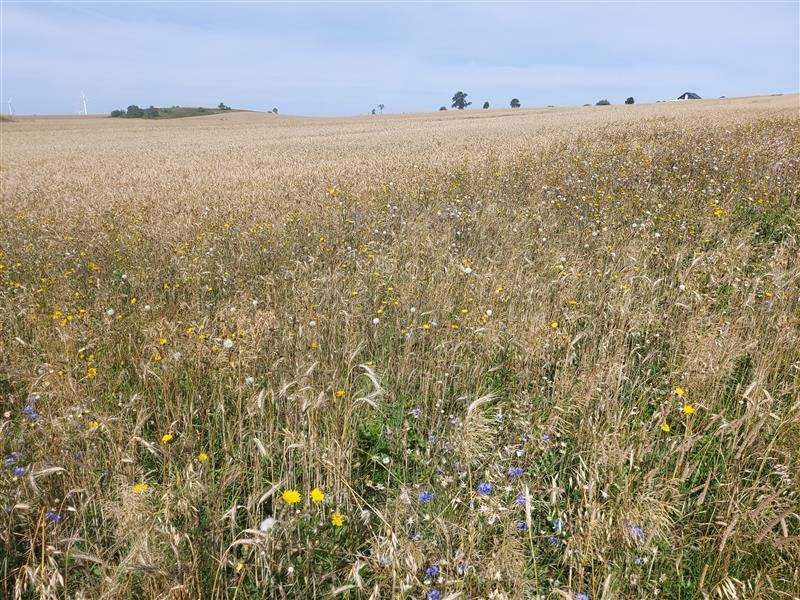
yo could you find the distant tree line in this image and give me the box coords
[443,91,638,111]
[110,102,232,118]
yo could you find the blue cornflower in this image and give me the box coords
[625,522,644,541]
[75,451,84,462]
[476,482,493,495]
[410,407,422,418]
[517,521,529,530]
[427,591,441,600]
[542,434,552,443]
[548,535,561,546]
[577,594,589,600]
[515,494,526,507]
[22,405,39,421]
[427,433,437,443]
[508,466,524,478]
[4,452,21,467]
[45,511,61,523]
[552,517,566,533]
[13,466,26,477]
[418,489,434,503]
[27,393,40,404]
[425,564,439,578]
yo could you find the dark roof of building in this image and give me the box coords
[678,92,702,100]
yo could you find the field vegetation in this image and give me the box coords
[1,96,799,599]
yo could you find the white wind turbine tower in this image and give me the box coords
[7,97,13,116]
[81,91,88,116]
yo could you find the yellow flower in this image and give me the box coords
[330,512,345,527]
[132,482,149,493]
[235,560,244,572]
[550,321,559,329]
[161,433,174,443]
[159,338,168,346]
[197,452,209,462]
[310,488,325,503]
[87,420,100,429]
[674,387,685,396]
[130,297,137,305]
[682,404,695,415]
[335,389,346,398]
[282,489,301,505]
[660,423,671,433]
[86,367,97,379]
[422,323,430,329]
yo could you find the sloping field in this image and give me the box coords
[1,95,799,599]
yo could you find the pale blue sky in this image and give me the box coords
[2,1,798,116]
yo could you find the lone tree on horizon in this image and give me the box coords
[483,101,490,109]
[451,91,471,110]
[625,97,635,104]
[510,98,521,108]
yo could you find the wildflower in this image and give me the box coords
[550,321,559,329]
[372,317,380,325]
[223,339,234,349]
[419,489,434,503]
[13,466,26,477]
[682,404,695,415]
[409,407,422,418]
[245,376,254,385]
[159,338,168,346]
[197,452,209,462]
[552,518,566,533]
[132,482,149,493]
[422,323,430,329]
[5,452,21,467]
[548,535,561,546]
[22,405,38,421]
[86,367,97,379]
[674,387,685,396]
[259,516,276,532]
[515,494,526,507]
[335,389,346,398]
[508,466,524,478]
[161,433,174,443]
[427,591,442,600]
[106,308,115,316]
[660,423,671,433]
[45,511,61,523]
[282,489,301,505]
[235,561,244,572]
[517,521,529,530]
[310,487,325,503]
[577,594,590,600]
[87,420,99,429]
[330,512,345,526]
[425,565,440,578]
[476,482,493,495]
[130,297,137,304]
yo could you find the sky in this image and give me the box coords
[2,1,798,116]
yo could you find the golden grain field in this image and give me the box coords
[1,95,799,600]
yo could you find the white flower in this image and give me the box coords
[106,308,115,316]
[245,376,254,385]
[485,309,493,316]
[372,317,380,325]
[222,339,234,349]
[172,352,182,361]
[259,517,276,532]
[463,266,473,274]
[143,304,151,311]
[308,320,316,327]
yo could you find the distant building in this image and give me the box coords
[677,92,702,100]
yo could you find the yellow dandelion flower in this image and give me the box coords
[282,489,301,504]
[335,389,346,398]
[550,321,559,329]
[674,387,685,396]
[161,433,174,443]
[86,367,97,379]
[130,297,137,305]
[330,512,345,527]
[132,482,149,493]
[87,420,100,429]
[197,452,209,462]
[660,423,671,433]
[682,404,695,415]
[235,561,244,572]
[159,338,168,346]
[310,488,325,503]
[422,323,430,329]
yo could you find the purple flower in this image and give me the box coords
[456,562,467,576]
[548,535,561,546]
[4,452,21,467]
[515,494,526,507]
[75,451,84,462]
[425,564,439,578]
[542,434,552,443]
[552,517,566,533]
[418,489,434,503]
[427,433,437,443]
[45,511,61,523]
[12,466,26,477]
[410,407,422,418]
[427,591,441,600]
[22,405,39,421]
[508,466,524,478]
[517,521,529,530]
[476,482,493,495]
[625,522,644,541]
[577,594,589,600]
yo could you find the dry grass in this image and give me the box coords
[1,95,799,599]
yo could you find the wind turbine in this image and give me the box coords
[81,91,87,116]
[7,97,13,116]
